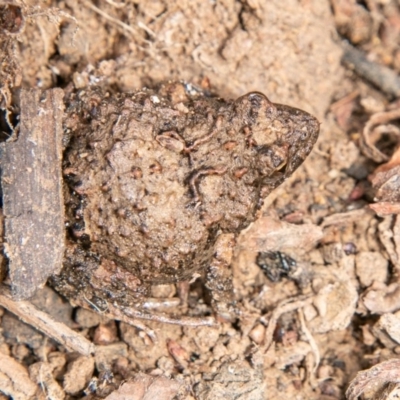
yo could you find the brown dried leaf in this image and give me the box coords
[238,215,323,255]
[346,359,400,400]
[360,109,400,163]
[369,146,400,203]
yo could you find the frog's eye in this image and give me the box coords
[247,92,277,115]
[235,92,277,118]
[248,93,271,108]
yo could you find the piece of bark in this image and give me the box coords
[0,88,65,299]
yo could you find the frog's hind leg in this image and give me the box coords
[205,233,238,322]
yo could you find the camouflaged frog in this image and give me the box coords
[51,82,319,321]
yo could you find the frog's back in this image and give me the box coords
[61,83,319,287]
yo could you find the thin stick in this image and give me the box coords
[0,285,95,356]
[262,295,313,352]
[73,297,218,328]
[342,42,400,98]
[298,308,320,373]
[84,1,137,37]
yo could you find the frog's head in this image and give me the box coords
[235,92,320,197]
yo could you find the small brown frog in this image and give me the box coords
[51,82,319,321]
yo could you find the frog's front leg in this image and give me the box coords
[205,233,238,322]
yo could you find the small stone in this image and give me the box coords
[249,324,265,344]
[63,356,94,395]
[93,322,118,345]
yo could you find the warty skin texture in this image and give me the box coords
[52,82,319,319]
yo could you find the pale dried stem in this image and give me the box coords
[104,300,217,327]
[298,308,320,373]
[262,295,314,352]
[0,285,95,356]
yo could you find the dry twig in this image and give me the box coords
[262,295,313,352]
[342,42,400,98]
[0,285,95,356]
[76,297,219,328]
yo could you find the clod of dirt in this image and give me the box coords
[29,362,64,400]
[74,307,110,328]
[94,342,128,372]
[0,353,37,400]
[355,251,388,287]
[362,282,400,314]
[374,313,400,347]
[331,0,372,45]
[194,359,265,399]
[104,373,184,400]
[63,356,94,395]
[308,267,358,333]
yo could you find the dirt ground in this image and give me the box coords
[1,0,400,399]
